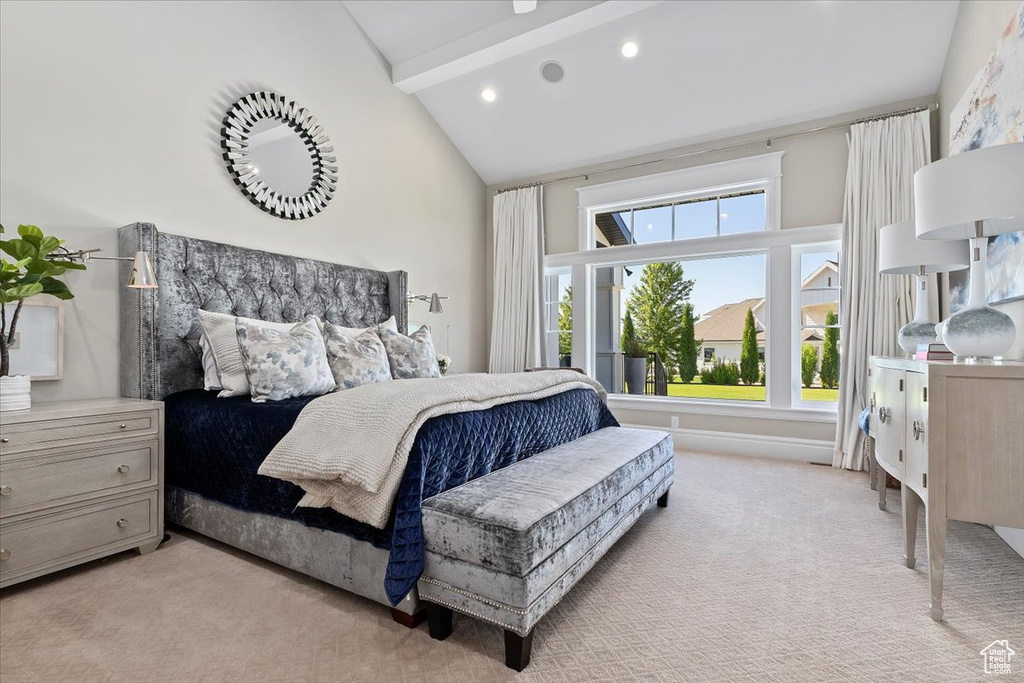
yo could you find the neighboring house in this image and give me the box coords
[694,261,838,367]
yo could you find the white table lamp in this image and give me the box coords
[878,221,968,355]
[913,142,1024,358]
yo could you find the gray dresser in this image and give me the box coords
[0,398,164,588]
[869,357,1024,621]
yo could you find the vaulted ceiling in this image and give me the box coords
[343,0,960,185]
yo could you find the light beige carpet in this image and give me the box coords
[1,451,1022,682]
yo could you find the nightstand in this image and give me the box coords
[0,398,164,588]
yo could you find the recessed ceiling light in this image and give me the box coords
[481,88,496,102]
[621,42,638,58]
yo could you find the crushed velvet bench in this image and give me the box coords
[417,427,674,671]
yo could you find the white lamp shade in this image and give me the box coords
[878,221,969,274]
[914,142,1024,240]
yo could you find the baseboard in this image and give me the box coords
[621,424,834,464]
[994,526,1024,560]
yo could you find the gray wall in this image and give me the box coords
[938,0,1024,558]
[0,1,487,401]
[499,98,937,255]
[937,0,1024,360]
[486,97,937,442]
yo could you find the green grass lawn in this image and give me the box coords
[802,387,839,402]
[652,379,838,403]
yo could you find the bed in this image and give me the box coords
[117,223,615,620]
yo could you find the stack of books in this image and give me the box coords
[915,343,954,361]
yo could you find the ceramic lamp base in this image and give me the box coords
[898,321,939,356]
[0,375,32,412]
[941,305,1016,359]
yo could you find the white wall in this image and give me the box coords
[0,0,487,402]
[937,0,1024,361]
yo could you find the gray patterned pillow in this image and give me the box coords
[322,323,394,390]
[235,317,337,403]
[379,325,441,379]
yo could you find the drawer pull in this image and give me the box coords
[898,449,903,463]
[0,548,9,561]
[116,518,130,529]
[878,406,891,424]
[912,420,925,441]
[119,423,127,430]
[1,437,8,443]
[0,485,11,496]
[117,464,131,474]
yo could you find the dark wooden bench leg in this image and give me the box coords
[426,604,453,641]
[657,488,670,508]
[389,607,425,629]
[504,629,533,671]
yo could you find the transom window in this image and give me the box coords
[595,189,766,247]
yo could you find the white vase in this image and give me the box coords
[0,375,32,412]
[942,237,1016,359]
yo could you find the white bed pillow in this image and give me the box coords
[198,333,222,391]
[235,317,337,403]
[198,310,298,398]
[322,324,394,390]
[379,325,441,379]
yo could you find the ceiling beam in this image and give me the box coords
[392,0,663,94]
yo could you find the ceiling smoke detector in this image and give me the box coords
[540,61,565,84]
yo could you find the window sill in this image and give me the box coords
[606,394,837,422]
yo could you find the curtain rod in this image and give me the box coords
[494,103,937,195]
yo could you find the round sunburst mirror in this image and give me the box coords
[220,91,337,220]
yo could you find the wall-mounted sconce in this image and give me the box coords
[407,292,447,314]
[58,248,158,288]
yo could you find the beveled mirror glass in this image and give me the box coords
[221,92,337,220]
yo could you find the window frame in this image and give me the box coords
[546,151,842,417]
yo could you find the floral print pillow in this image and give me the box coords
[379,325,441,379]
[235,317,337,402]
[322,323,394,390]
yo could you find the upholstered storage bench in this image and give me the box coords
[417,427,674,671]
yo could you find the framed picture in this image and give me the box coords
[945,4,1024,315]
[7,297,64,381]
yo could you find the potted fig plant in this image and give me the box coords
[1,224,83,411]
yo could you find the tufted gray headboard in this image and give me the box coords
[118,223,407,400]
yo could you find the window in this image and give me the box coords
[794,245,841,407]
[542,267,572,367]
[594,189,766,247]
[593,253,767,402]
[553,151,842,413]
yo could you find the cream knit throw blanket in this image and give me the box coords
[258,370,606,528]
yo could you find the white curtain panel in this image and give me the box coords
[489,186,545,373]
[834,110,930,470]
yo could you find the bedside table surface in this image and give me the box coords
[0,398,163,425]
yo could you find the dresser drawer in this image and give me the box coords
[0,491,157,582]
[0,440,159,519]
[0,410,158,455]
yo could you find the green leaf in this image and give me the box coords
[39,277,73,300]
[25,258,62,276]
[0,239,38,261]
[38,236,63,255]
[56,260,87,270]
[17,225,44,240]
[2,282,44,300]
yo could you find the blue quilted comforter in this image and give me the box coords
[164,387,617,605]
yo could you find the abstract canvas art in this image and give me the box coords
[947,2,1024,311]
